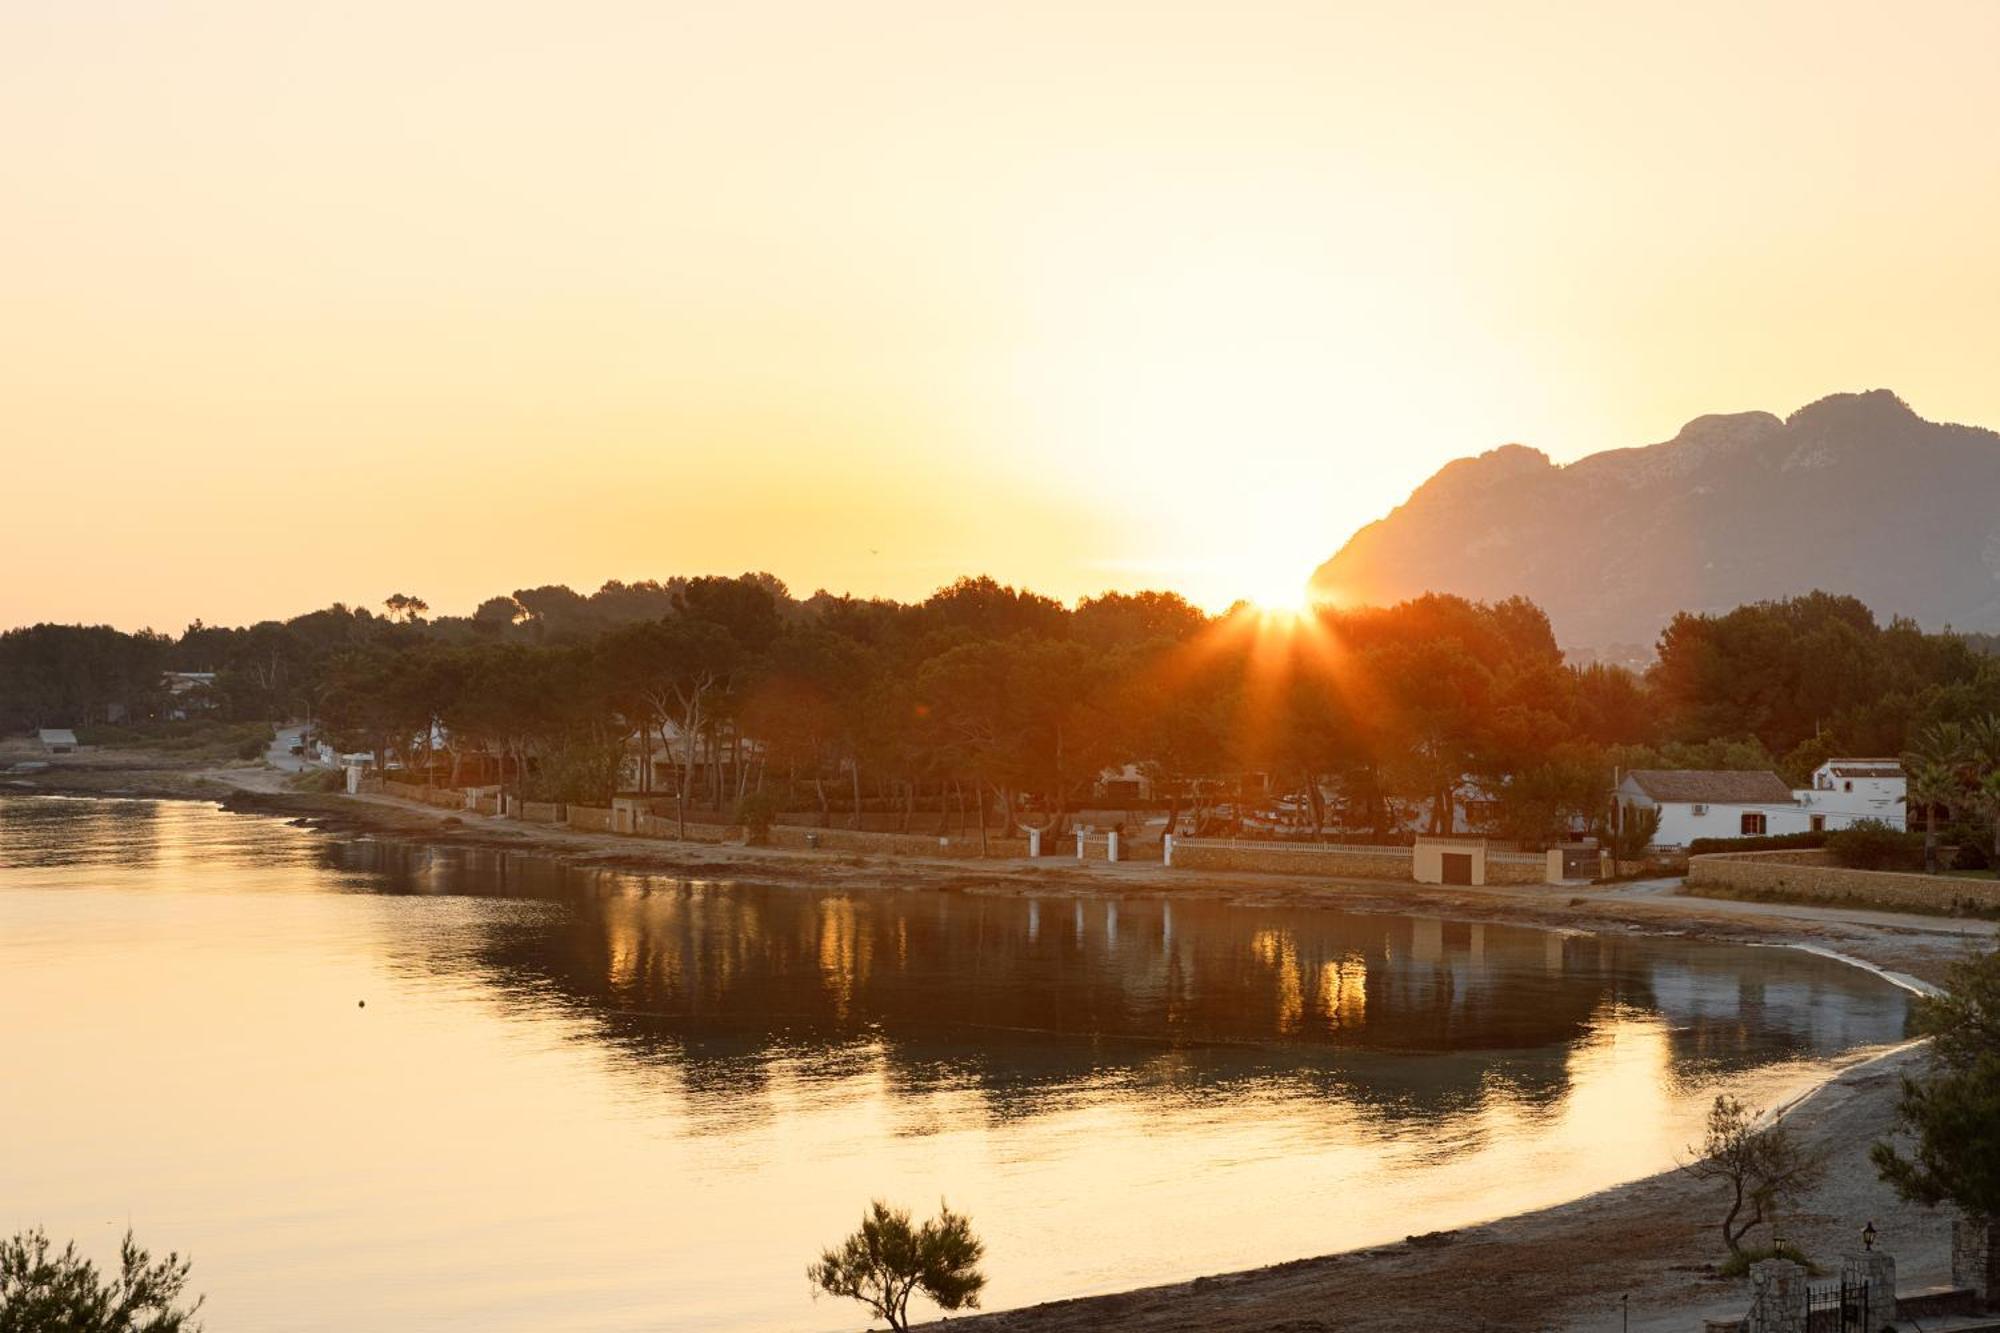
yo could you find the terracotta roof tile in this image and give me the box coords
[1625,769,1796,805]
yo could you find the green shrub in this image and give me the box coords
[1826,819,1926,872]
[1718,1241,1817,1278]
[519,740,623,805]
[736,790,781,844]
[1689,831,1826,856]
[1943,820,1992,871]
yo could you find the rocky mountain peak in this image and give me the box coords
[1310,390,2000,652]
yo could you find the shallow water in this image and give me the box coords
[0,795,1910,1330]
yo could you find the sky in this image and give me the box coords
[5,0,1999,632]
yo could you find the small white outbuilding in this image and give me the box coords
[1794,758,1906,832]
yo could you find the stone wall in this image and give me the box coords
[1486,853,1553,885]
[632,812,741,842]
[566,805,616,833]
[1169,839,1414,880]
[1953,1213,2000,1309]
[1690,850,2000,914]
[378,780,473,812]
[1745,1258,1807,1333]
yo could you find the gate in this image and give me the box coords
[1559,844,1599,879]
[1804,1277,1868,1332]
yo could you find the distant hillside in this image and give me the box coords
[1309,390,2000,654]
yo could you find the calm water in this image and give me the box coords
[0,795,1910,1331]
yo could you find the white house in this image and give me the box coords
[37,728,78,754]
[1793,758,1905,832]
[1613,769,1810,847]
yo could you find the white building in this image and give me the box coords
[1613,769,1810,847]
[1793,758,1905,832]
[37,728,78,754]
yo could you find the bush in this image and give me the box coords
[736,790,781,844]
[519,740,624,805]
[1689,831,1827,856]
[77,720,274,761]
[1826,820,1926,872]
[1718,1240,1818,1279]
[1943,821,1992,871]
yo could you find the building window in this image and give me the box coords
[1810,814,1826,833]
[1843,780,1853,793]
[1741,812,1767,836]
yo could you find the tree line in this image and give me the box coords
[5,579,1999,845]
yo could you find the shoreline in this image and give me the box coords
[10,753,1987,987]
[5,752,1993,1331]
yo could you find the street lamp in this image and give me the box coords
[1863,1221,1877,1252]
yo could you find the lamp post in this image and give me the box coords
[1863,1220,1877,1252]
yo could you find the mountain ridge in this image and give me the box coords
[1308,390,2000,654]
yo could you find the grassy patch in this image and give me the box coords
[287,768,347,793]
[75,720,275,761]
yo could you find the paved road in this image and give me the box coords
[264,723,310,773]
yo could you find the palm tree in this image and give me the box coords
[1968,716,2000,868]
[1904,722,1973,874]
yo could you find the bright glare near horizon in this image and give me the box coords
[4,0,2000,630]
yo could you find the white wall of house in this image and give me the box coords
[1614,775,1814,847]
[1651,799,1814,846]
[1792,761,1906,831]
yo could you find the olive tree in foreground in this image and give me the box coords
[0,1227,203,1332]
[1679,1094,1827,1261]
[807,1200,985,1331]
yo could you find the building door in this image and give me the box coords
[1442,852,1474,885]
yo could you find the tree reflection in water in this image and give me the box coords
[324,840,1911,1136]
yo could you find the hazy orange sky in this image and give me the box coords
[6,1,1999,631]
